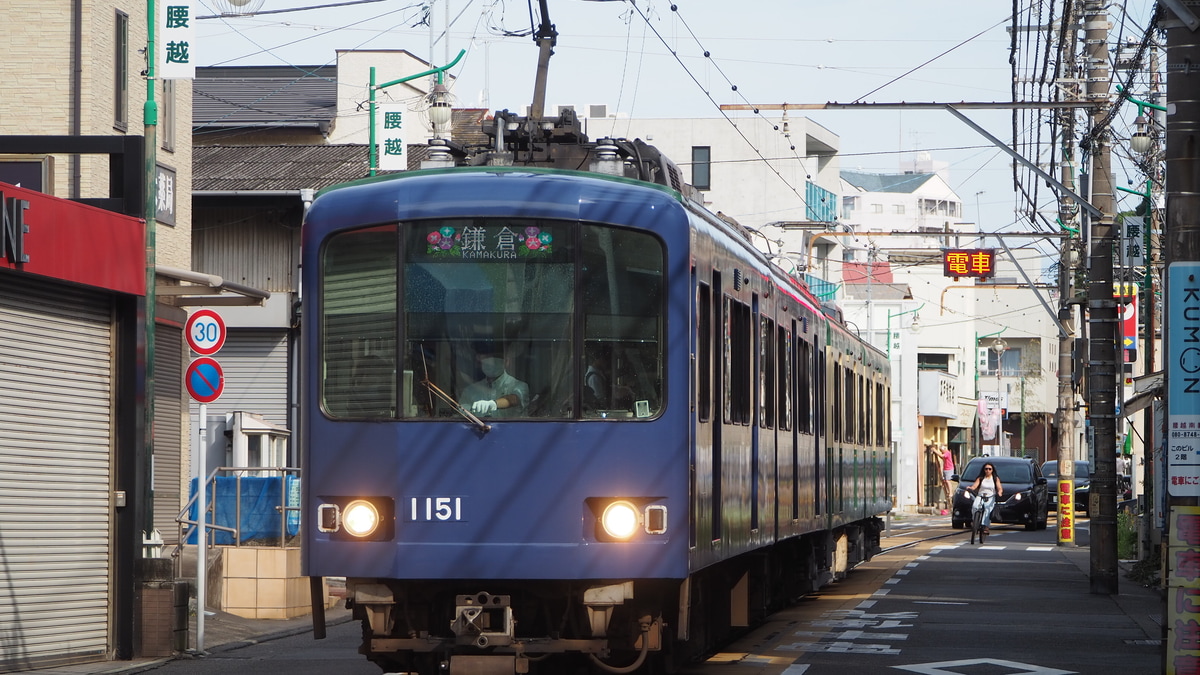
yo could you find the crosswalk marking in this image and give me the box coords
[892,657,1075,674]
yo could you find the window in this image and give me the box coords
[871,203,883,214]
[692,146,711,190]
[842,196,858,219]
[918,353,951,371]
[797,338,811,433]
[893,204,905,215]
[319,220,665,421]
[777,325,791,431]
[697,282,712,422]
[724,297,751,425]
[759,317,775,429]
[114,11,129,130]
[986,347,1023,376]
[161,80,176,152]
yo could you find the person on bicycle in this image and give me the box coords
[968,462,1004,534]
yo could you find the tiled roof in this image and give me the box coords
[193,111,502,191]
[842,170,936,194]
[193,145,369,191]
[193,66,337,130]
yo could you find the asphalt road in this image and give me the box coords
[678,517,1162,675]
[126,516,1161,675]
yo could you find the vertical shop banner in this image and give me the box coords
[1169,263,1200,496]
[1169,506,1200,674]
[161,0,196,80]
[377,103,407,171]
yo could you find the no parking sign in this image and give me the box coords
[186,357,224,403]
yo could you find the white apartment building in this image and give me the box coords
[826,164,1066,512]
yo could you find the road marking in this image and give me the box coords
[913,600,968,605]
[1027,546,1054,551]
[780,665,810,675]
[891,657,1075,674]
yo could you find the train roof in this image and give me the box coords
[305,166,691,236]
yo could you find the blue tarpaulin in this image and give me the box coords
[187,475,300,545]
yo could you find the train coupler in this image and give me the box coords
[451,592,516,647]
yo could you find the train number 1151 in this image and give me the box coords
[409,496,464,522]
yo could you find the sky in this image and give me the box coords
[193,0,1161,247]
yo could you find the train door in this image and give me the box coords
[750,294,761,534]
[711,271,723,544]
[813,336,824,517]
[694,272,715,550]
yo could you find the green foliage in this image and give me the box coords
[1117,509,1138,560]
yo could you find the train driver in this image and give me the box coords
[463,356,529,418]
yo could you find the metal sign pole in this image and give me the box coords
[197,402,207,654]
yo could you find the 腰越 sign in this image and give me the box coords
[376,103,406,171]
[160,0,195,80]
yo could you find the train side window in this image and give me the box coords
[832,361,841,442]
[734,300,752,425]
[845,367,856,444]
[698,282,712,422]
[778,325,791,431]
[797,337,811,434]
[759,316,775,429]
[864,374,873,446]
[876,381,886,445]
[723,296,733,425]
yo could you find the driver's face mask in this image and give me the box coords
[481,357,504,379]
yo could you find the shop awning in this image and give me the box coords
[1121,371,1163,418]
[155,265,270,306]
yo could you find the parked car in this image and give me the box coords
[1041,460,1091,515]
[951,456,1049,531]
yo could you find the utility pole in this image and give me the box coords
[1142,42,1161,563]
[1056,1,1081,548]
[1082,0,1120,594]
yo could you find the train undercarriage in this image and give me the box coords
[341,519,882,675]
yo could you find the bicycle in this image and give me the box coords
[967,491,993,545]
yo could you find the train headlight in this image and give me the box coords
[343,500,381,537]
[601,501,640,540]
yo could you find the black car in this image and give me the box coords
[1041,460,1091,515]
[951,456,1049,531]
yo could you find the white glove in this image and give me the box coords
[471,399,498,414]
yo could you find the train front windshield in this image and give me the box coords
[320,219,664,421]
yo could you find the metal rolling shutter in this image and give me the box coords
[190,329,290,427]
[0,277,114,669]
[154,323,185,546]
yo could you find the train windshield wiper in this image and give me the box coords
[422,378,491,433]
[420,351,490,433]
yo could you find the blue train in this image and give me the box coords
[301,115,892,675]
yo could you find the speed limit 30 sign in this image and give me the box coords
[186,309,226,355]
